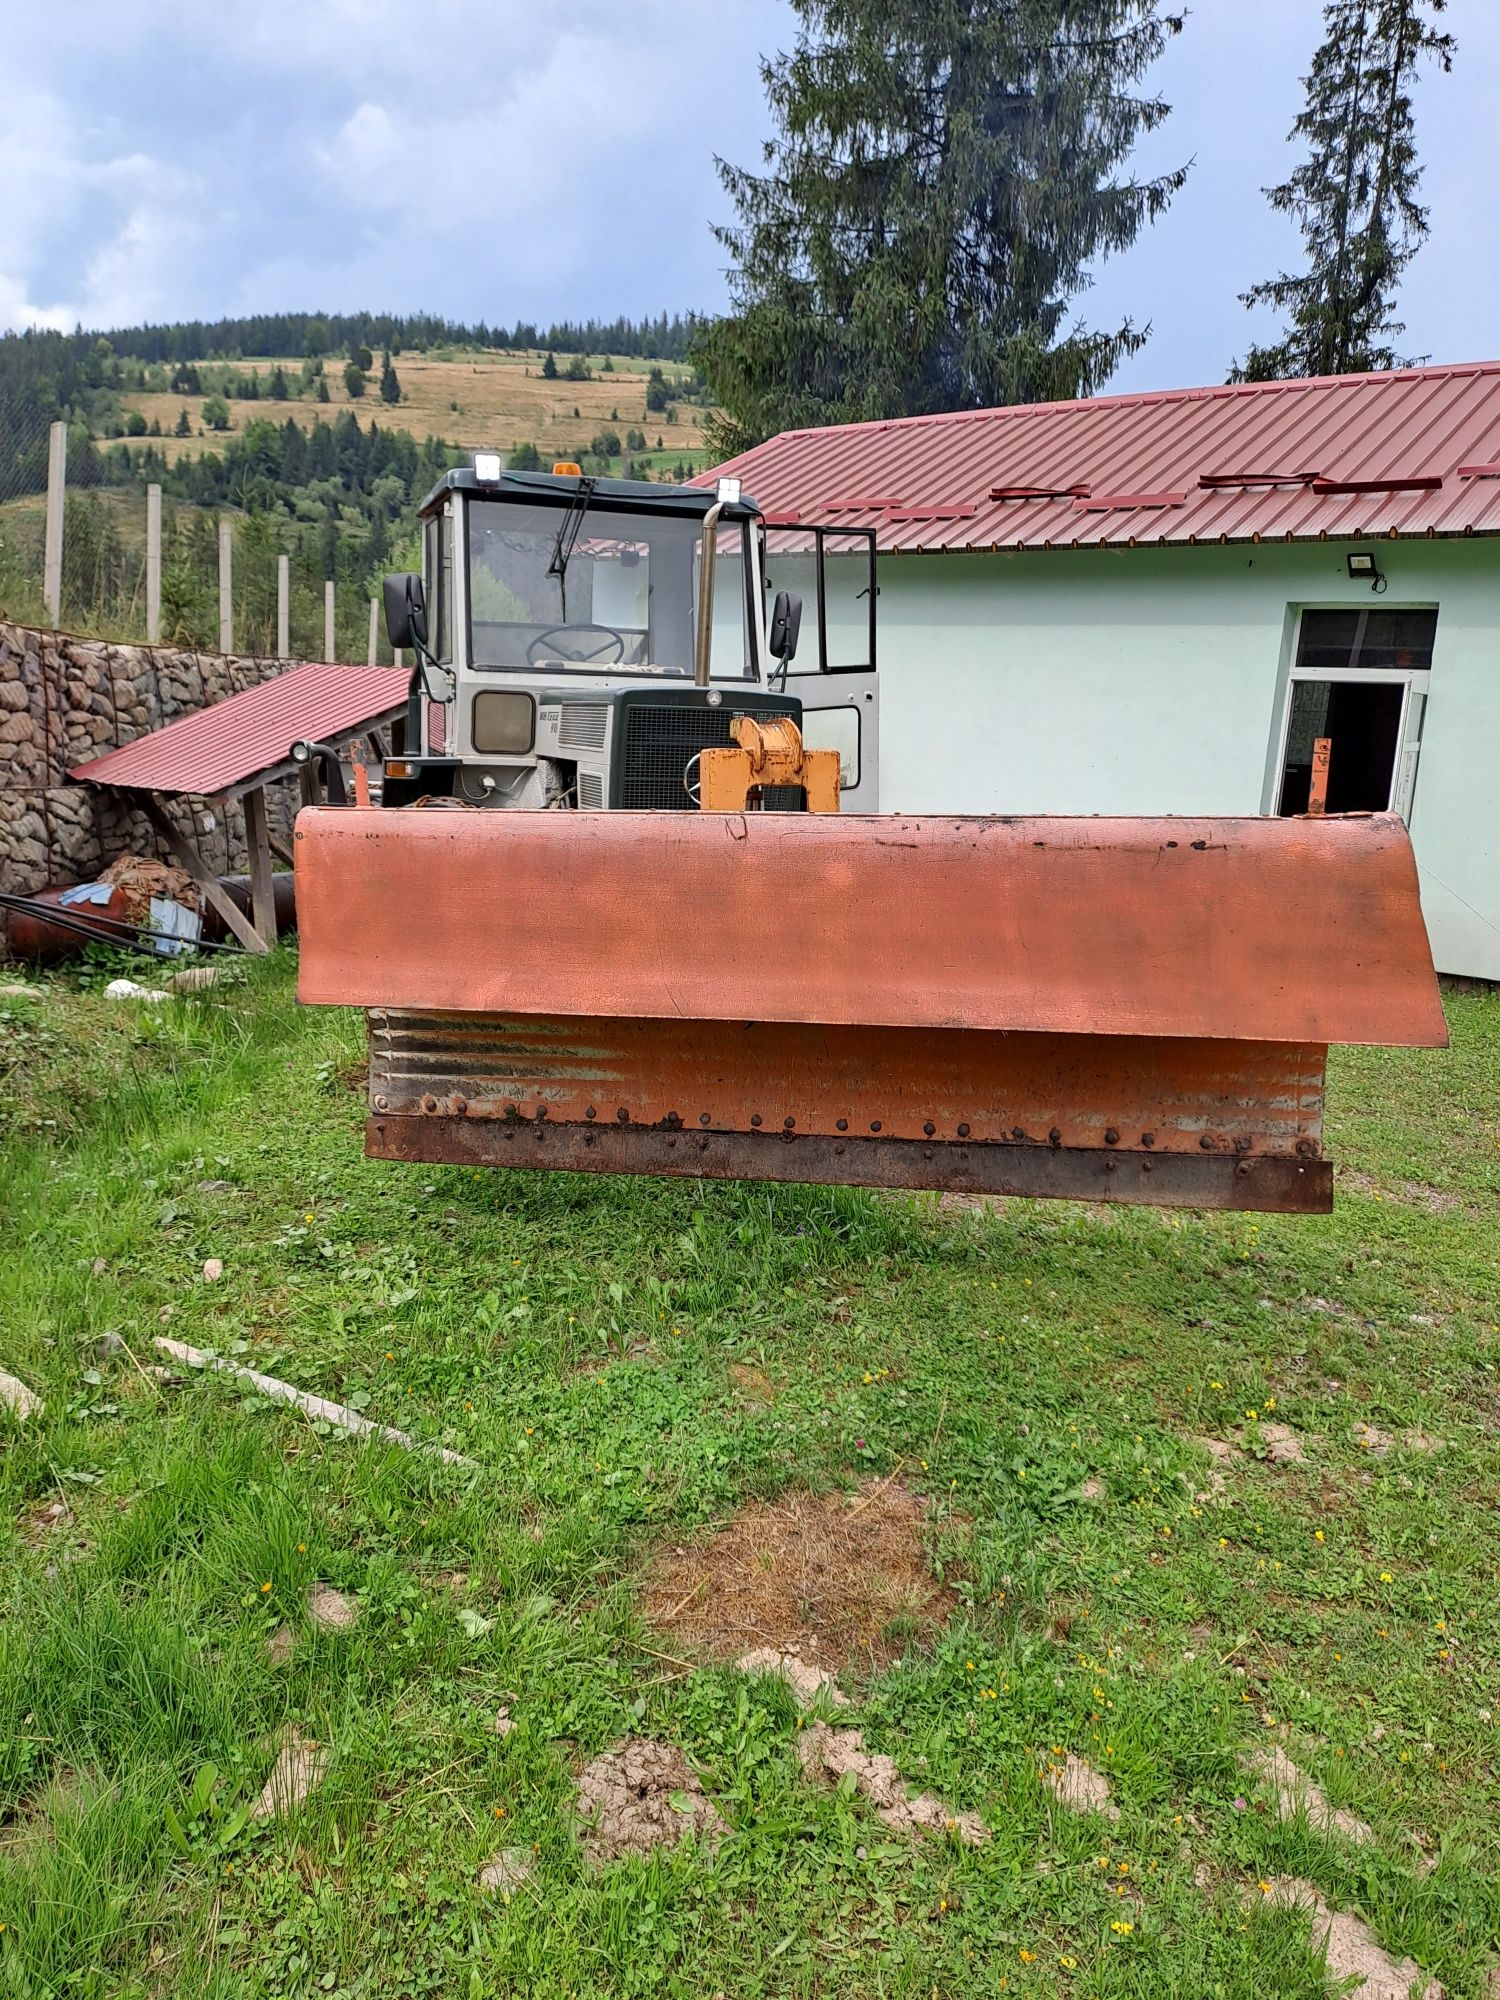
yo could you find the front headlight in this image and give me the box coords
[471,691,536,755]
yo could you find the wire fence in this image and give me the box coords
[0,419,404,665]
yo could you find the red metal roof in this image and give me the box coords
[70,661,409,797]
[701,361,1500,554]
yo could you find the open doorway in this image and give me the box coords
[1275,608,1435,819]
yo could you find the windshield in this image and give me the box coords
[466,498,755,678]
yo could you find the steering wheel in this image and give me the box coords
[526,623,627,666]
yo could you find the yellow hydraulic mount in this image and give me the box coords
[697,714,841,813]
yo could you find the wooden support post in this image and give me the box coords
[218,519,233,654]
[242,787,277,944]
[393,647,403,670]
[137,794,268,954]
[324,580,336,662]
[146,484,162,643]
[276,554,290,658]
[367,596,379,666]
[1308,735,1332,816]
[266,828,297,869]
[43,419,67,628]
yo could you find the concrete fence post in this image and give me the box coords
[43,419,67,628]
[218,519,233,654]
[367,595,379,666]
[145,483,162,643]
[276,554,290,658]
[324,580,336,662]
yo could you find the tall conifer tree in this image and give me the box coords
[1236,0,1454,380]
[697,1,1188,453]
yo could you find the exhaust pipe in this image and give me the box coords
[693,500,725,687]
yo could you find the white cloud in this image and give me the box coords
[315,102,403,204]
[0,272,75,334]
[0,90,211,331]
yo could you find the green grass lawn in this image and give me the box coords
[1,958,1496,1998]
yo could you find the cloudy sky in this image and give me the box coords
[3,0,1495,394]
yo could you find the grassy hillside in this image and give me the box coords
[110,349,718,483]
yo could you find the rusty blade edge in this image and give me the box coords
[364,1116,1334,1215]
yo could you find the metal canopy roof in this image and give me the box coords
[69,661,410,801]
[699,361,1500,554]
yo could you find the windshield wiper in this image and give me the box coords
[546,477,596,620]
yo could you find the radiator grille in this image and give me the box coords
[617,702,803,811]
[558,702,609,752]
[577,771,604,810]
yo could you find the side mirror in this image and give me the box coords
[768,589,802,663]
[383,572,427,651]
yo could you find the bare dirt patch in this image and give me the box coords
[1041,1752,1120,1821]
[0,1368,44,1420]
[1266,1878,1442,1999]
[1189,1425,1307,1481]
[306,1584,357,1632]
[251,1728,328,1820]
[1355,1422,1445,1458]
[796,1723,987,1844]
[477,1847,534,1896]
[1189,1436,1234,1499]
[728,1363,776,1403]
[1257,1422,1306,1465]
[1242,1746,1374,1845]
[737,1647,849,1709]
[14,1496,70,1548]
[0,1770,95,1861]
[1339,1169,1474,1217]
[639,1479,960,1675]
[574,1739,726,1864]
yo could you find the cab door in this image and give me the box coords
[783,525,880,811]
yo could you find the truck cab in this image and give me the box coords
[380,458,878,810]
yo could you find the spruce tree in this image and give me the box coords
[1236,0,1454,381]
[697,0,1188,451]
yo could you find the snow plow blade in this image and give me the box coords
[294,809,1446,1214]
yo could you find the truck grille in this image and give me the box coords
[617,702,803,811]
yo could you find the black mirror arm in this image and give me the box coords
[405,628,444,705]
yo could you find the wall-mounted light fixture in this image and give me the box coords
[1346,550,1387,594]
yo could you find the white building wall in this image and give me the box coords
[789,539,1497,980]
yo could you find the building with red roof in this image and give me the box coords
[706,361,1500,980]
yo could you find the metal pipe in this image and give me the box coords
[693,500,725,687]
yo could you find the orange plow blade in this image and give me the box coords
[294,810,1446,1214]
